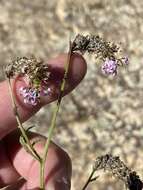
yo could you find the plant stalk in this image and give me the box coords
[81,169,96,190]
[40,42,72,189]
[7,77,41,161]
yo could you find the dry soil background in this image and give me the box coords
[0,0,143,190]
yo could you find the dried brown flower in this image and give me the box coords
[72,34,129,75]
[72,34,120,60]
[5,56,50,86]
[93,154,143,190]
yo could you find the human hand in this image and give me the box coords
[0,53,87,190]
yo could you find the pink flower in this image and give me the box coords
[102,59,117,76]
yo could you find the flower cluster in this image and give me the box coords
[20,87,40,106]
[72,34,129,75]
[102,56,129,76]
[20,86,52,106]
[102,59,117,76]
[5,56,52,106]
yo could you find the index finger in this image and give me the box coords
[0,53,87,139]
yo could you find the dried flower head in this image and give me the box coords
[93,154,143,190]
[5,56,51,106]
[72,34,129,75]
[72,34,119,57]
[5,56,50,85]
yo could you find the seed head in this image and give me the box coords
[5,56,50,86]
[93,154,143,190]
[72,34,129,75]
[72,34,119,60]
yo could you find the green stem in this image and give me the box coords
[40,160,45,190]
[40,42,72,189]
[7,77,41,161]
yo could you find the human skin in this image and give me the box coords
[0,53,87,190]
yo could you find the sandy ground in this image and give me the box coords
[0,0,143,189]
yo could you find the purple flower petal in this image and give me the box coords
[102,59,117,76]
[19,87,40,106]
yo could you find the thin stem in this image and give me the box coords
[7,77,41,161]
[40,160,45,190]
[40,42,72,189]
[81,169,98,190]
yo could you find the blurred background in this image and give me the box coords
[0,0,143,189]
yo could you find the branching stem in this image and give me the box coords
[81,169,98,190]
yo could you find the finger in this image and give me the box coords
[1,178,25,190]
[3,131,72,190]
[0,141,20,188]
[0,53,87,139]
[2,178,40,190]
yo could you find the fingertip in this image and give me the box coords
[40,53,87,104]
[48,52,87,86]
[68,53,87,86]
